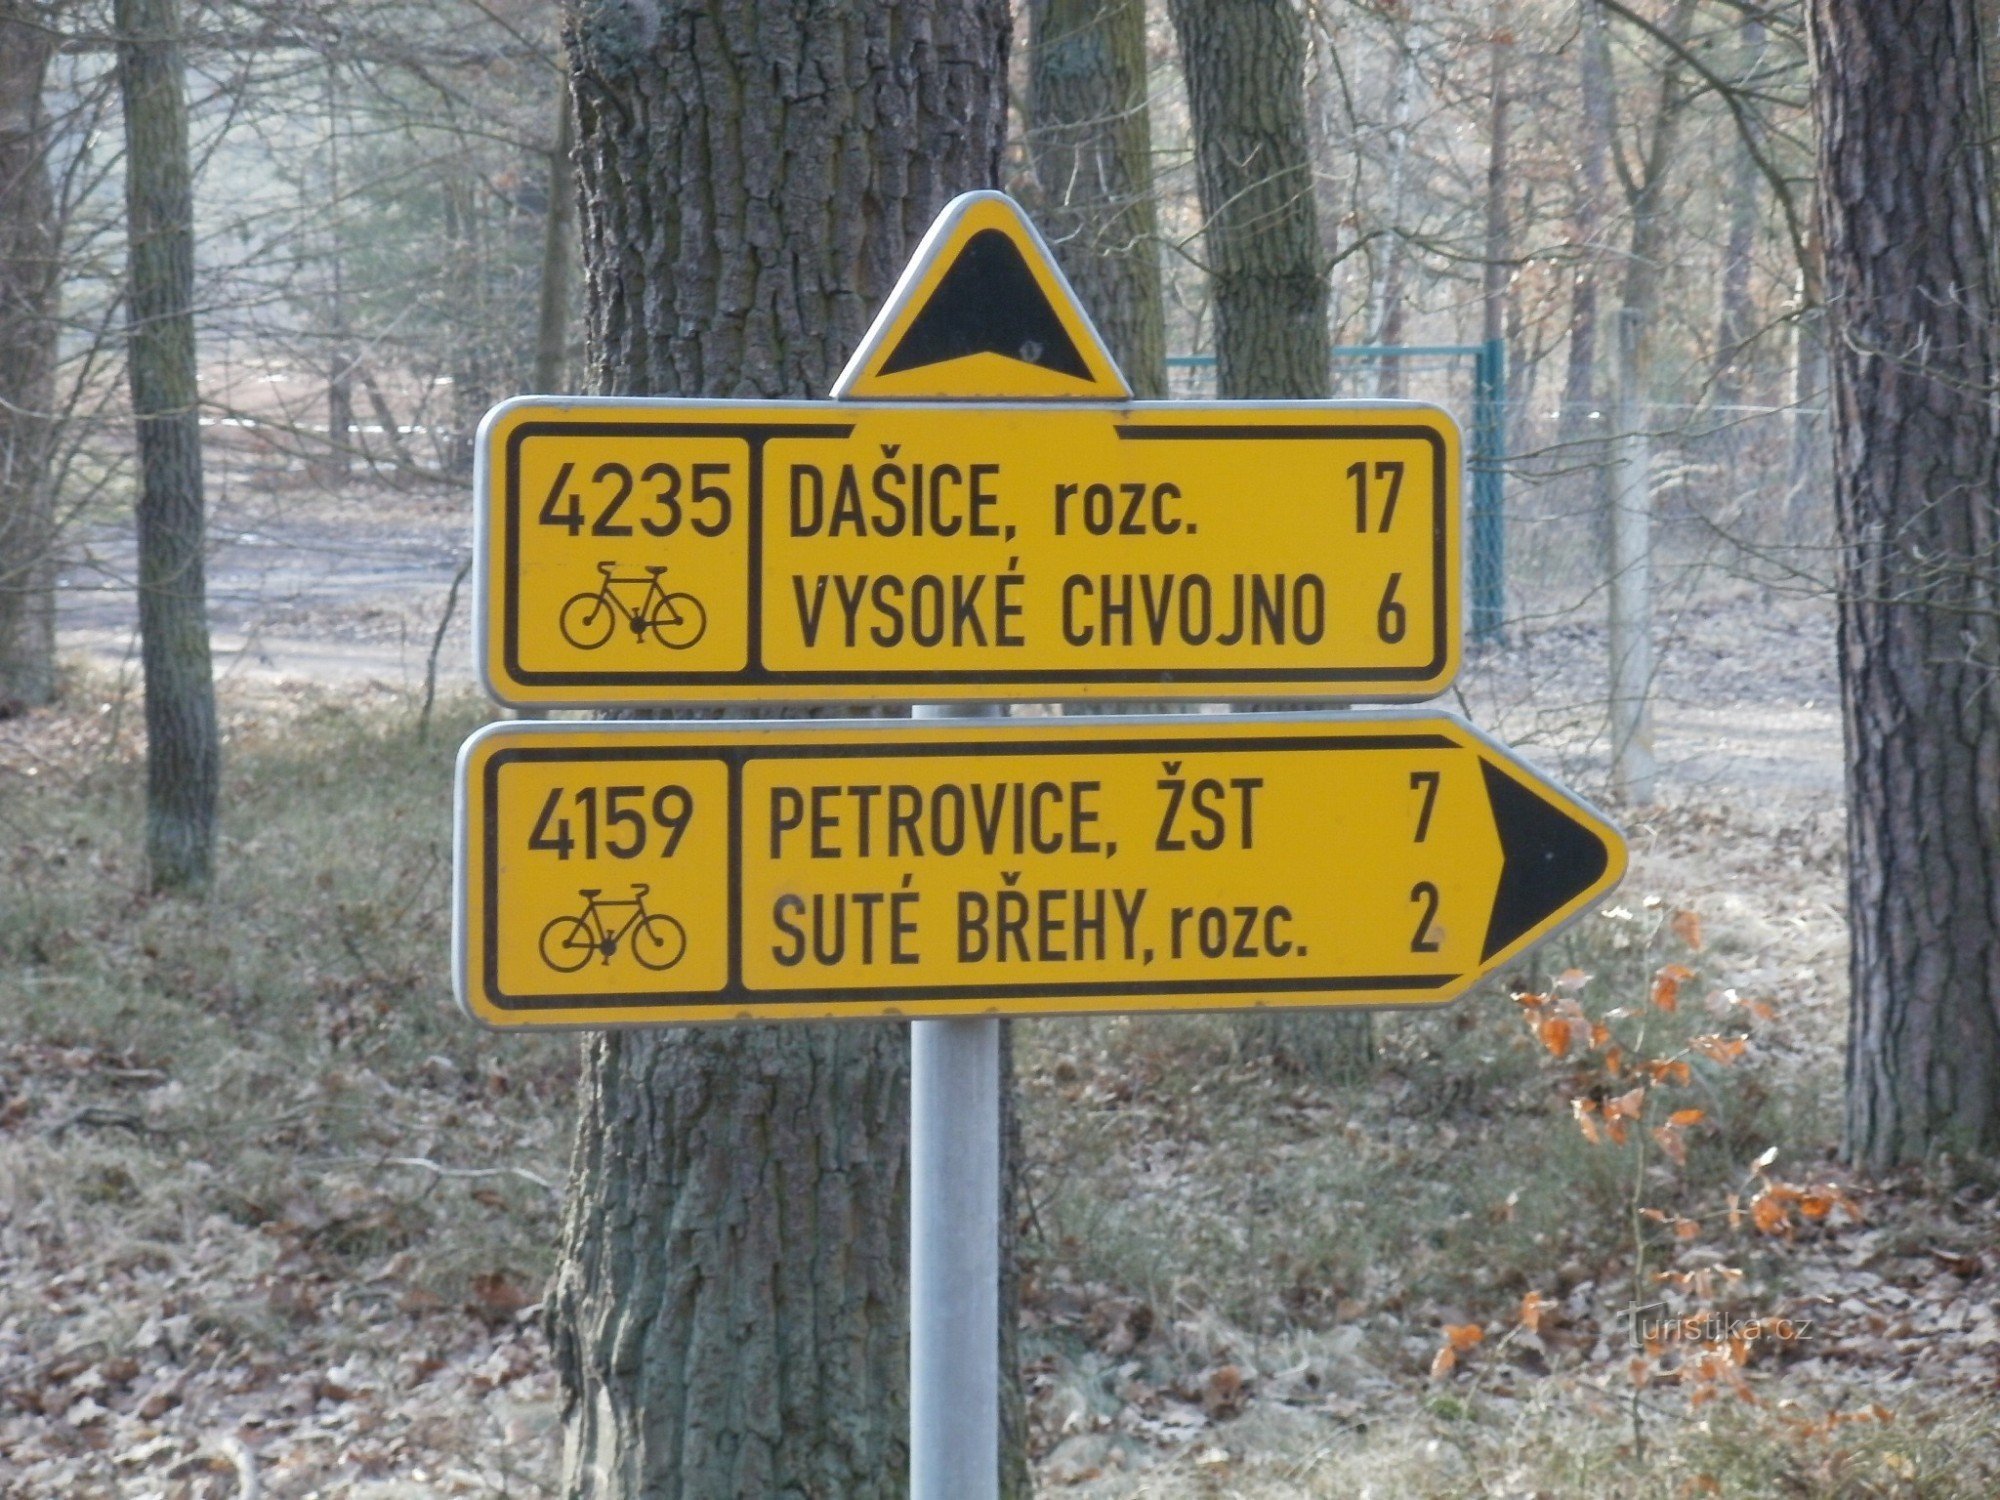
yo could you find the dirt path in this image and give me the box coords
[57,478,474,697]
[56,482,1845,812]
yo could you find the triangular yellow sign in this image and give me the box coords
[832,191,1132,401]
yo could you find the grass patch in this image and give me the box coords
[0,684,574,1345]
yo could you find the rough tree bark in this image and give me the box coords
[117,0,218,892]
[1025,0,1167,398]
[1171,0,1368,1081]
[1811,0,2000,1171]
[542,4,1015,1496]
[0,2,57,711]
[1168,0,1329,400]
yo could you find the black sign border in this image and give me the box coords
[497,414,1453,692]
[477,731,1466,1014]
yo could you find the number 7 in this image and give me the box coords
[1410,770,1440,842]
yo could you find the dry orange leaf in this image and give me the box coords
[1652,962,1696,1011]
[1644,1058,1692,1086]
[1429,1345,1456,1380]
[1750,1192,1790,1235]
[1652,1124,1689,1165]
[1555,967,1593,993]
[1514,990,1550,1010]
[1609,1085,1648,1119]
[1671,909,1704,950]
[1538,1016,1574,1058]
[1668,1108,1706,1127]
[1691,1034,1749,1064]
[1519,1291,1547,1333]
[1444,1323,1485,1352]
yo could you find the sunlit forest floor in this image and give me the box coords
[3,661,1997,1496]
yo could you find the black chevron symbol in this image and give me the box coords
[1479,758,1613,961]
[878,228,1092,379]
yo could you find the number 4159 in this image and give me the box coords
[528,785,693,859]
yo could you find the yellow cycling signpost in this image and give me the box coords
[474,195,1460,707]
[452,191,1625,1500]
[456,714,1622,1028]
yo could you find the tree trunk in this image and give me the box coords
[1559,0,1611,450]
[1025,0,1167,399]
[322,60,352,477]
[1605,0,1696,805]
[1784,192,1828,534]
[532,69,575,395]
[1710,17,1765,413]
[1367,6,1421,399]
[543,5,1014,1497]
[116,0,218,893]
[1172,0,1367,1080]
[1168,0,1329,400]
[1481,7,1511,366]
[0,2,57,712]
[1811,0,2000,1171]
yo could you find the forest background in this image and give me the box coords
[2,0,1997,1496]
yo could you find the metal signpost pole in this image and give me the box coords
[909,702,1001,1500]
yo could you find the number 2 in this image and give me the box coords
[1410,881,1442,953]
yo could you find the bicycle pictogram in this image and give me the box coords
[559,562,707,650]
[539,884,688,973]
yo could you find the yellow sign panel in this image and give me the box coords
[454,716,1624,1028]
[476,399,1460,705]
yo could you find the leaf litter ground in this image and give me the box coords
[1,594,1996,1497]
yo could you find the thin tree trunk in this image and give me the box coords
[322,59,352,476]
[1812,0,2000,1171]
[1784,185,1828,533]
[543,5,1013,1497]
[1025,0,1167,398]
[1481,6,1511,366]
[1479,3,1513,635]
[532,69,575,395]
[1370,7,1421,399]
[1559,0,1612,451]
[0,1,56,712]
[1710,17,1765,413]
[116,0,217,893]
[1172,0,1368,1080]
[1606,0,1696,805]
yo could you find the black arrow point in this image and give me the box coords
[1479,758,1610,962]
[878,229,1093,379]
